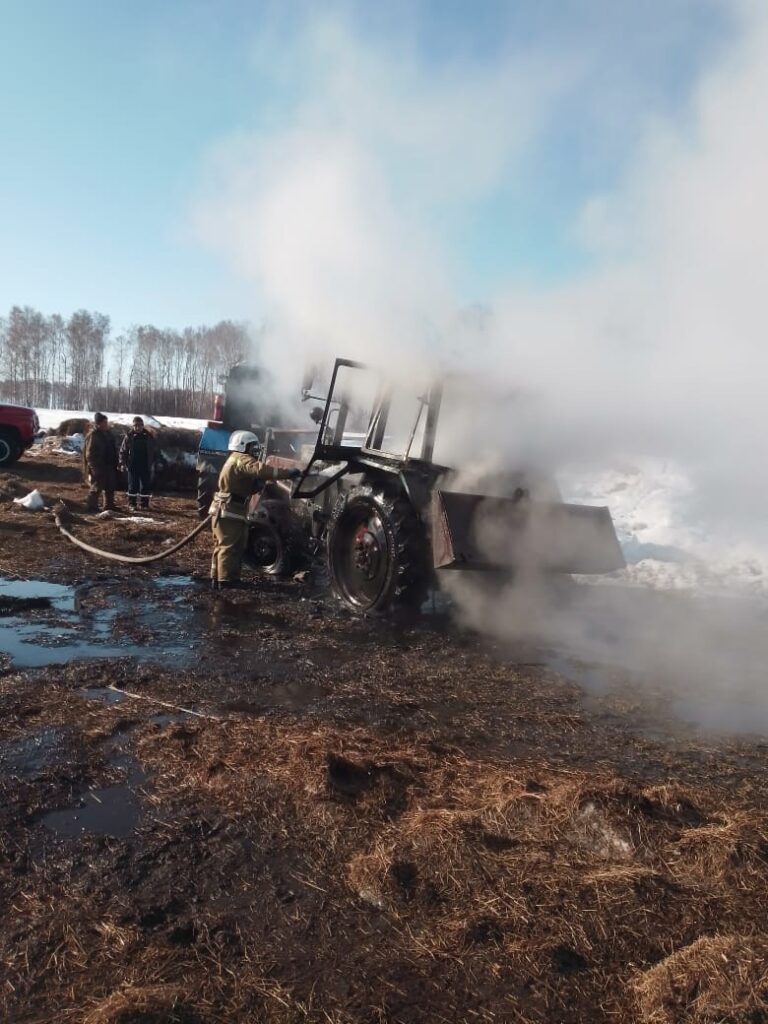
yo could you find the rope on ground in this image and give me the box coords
[107,685,222,721]
[53,504,212,564]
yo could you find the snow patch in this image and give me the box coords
[563,458,768,598]
[35,408,206,434]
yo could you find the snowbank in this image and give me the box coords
[33,407,203,491]
[35,408,207,434]
[564,458,768,597]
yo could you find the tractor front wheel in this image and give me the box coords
[246,500,306,577]
[326,484,429,615]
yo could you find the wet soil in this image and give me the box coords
[2,453,768,1023]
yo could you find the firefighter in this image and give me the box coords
[210,430,301,590]
[119,416,156,511]
[84,412,119,513]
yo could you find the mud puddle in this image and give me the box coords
[41,732,146,838]
[75,686,127,705]
[221,677,326,714]
[148,711,192,727]
[41,782,143,838]
[153,575,195,589]
[0,726,69,778]
[0,621,157,669]
[152,574,198,604]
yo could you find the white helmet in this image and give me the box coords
[228,430,262,454]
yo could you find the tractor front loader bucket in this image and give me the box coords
[431,489,625,575]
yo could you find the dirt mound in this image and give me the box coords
[633,933,768,1023]
[54,416,91,436]
[81,984,204,1024]
[0,472,28,502]
[152,427,200,492]
[154,426,201,449]
[124,719,768,1021]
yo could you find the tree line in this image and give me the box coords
[0,305,251,417]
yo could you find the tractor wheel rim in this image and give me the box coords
[336,509,389,608]
[250,528,281,568]
[0,439,10,463]
[353,521,383,579]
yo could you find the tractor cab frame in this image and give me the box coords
[281,358,625,615]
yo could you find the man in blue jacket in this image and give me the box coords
[119,417,156,511]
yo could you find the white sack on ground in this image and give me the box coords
[13,490,45,511]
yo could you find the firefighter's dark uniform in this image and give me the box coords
[83,428,119,512]
[119,428,156,510]
[210,452,294,584]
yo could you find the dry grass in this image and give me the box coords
[126,718,768,1020]
[3,609,768,1022]
[633,933,768,1023]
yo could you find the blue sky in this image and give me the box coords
[0,0,732,334]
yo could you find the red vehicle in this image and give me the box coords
[0,403,40,467]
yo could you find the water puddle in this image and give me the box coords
[153,575,195,589]
[0,579,73,610]
[0,576,196,669]
[41,784,142,837]
[148,711,191,727]
[0,623,153,668]
[153,575,198,604]
[0,727,68,777]
[76,687,126,705]
[41,736,146,838]
[207,601,291,631]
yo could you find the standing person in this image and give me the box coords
[83,412,119,513]
[119,416,156,511]
[210,430,301,590]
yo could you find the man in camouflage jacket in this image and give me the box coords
[83,412,119,513]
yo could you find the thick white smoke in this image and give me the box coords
[194,5,768,531]
[483,4,768,539]
[192,12,573,382]
[194,2,768,728]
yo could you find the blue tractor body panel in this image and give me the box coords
[199,424,231,455]
[196,424,231,479]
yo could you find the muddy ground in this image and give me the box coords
[1,451,768,1023]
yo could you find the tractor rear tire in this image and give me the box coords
[245,500,306,577]
[0,429,21,468]
[197,472,216,520]
[326,483,429,615]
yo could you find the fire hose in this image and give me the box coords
[53,506,212,565]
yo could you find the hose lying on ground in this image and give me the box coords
[53,504,212,565]
[107,685,222,720]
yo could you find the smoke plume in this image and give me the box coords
[193,3,768,729]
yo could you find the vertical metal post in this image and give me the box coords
[421,380,443,463]
[331,394,349,446]
[367,388,391,452]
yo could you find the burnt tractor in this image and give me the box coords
[245,358,625,616]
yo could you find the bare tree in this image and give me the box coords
[1,307,258,418]
[66,310,110,408]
